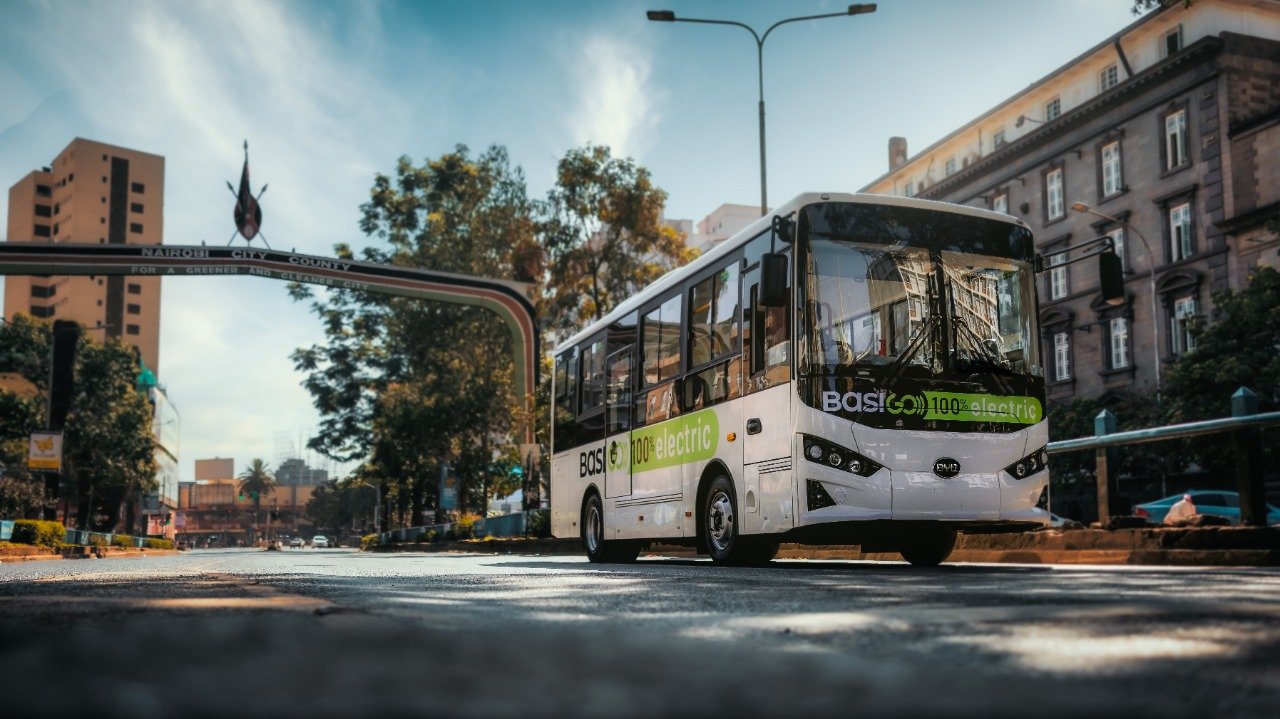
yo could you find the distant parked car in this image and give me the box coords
[311,535,329,548]
[1133,490,1280,526]
[289,537,303,548]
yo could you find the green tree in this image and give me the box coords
[1162,266,1280,473]
[0,316,49,518]
[292,145,536,529]
[541,144,694,335]
[1,316,156,529]
[237,458,277,540]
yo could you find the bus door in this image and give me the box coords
[740,259,795,534]
[603,345,634,498]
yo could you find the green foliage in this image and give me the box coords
[143,538,173,550]
[10,519,65,547]
[449,514,480,540]
[305,478,377,535]
[1048,394,1189,489]
[111,534,133,548]
[360,533,379,551]
[86,534,108,548]
[542,144,695,334]
[525,508,549,538]
[1162,267,1280,472]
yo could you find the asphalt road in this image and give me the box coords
[2,549,1278,718]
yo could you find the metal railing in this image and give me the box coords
[1046,386,1276,526]
[375,509,545,546]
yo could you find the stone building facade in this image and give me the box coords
[860,0,1280,407]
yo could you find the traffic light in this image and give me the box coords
[164,512,172,525]
[49,320,80,430]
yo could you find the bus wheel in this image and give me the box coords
[704,476,747,564]
[582,493,640,564]
[898,525,958,567]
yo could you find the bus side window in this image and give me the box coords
[577,338,607,444]
[553,349,578,452]
[743,256,789,391]
[638,294,683,425]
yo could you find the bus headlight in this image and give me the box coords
[801,434,882,478]
[1005,446,1048,479]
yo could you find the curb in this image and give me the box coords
[366,538,1280,566]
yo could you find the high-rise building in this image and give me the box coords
[859,0,1280,405]
[4,138,165,374]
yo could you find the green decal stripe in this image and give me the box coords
[920,391,1042,425]
[614,409,720,473]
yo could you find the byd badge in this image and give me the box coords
[933,458,961,478]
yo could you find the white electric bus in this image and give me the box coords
[549,193,1059,566]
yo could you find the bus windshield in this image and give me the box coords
[803,199,1044,391]
[801,227,1042,386]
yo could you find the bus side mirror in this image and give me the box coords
[1099,251,1124,305]
[761,253,788,307]
[771,214,794,244]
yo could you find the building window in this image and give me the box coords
[126,324,141,336]
[1053,332,1071,381]
[34,224,51,238]
[992,193,1008,215]
[1164,24,1183,56]
[131,182,145,193]
[1107,227,1127,272]
[1045,98,1061,121]
[52,223,59,236]
[993,129,1006,148]
[1171,296,1197,354]
[130,202,144,213]
[30,284,54,299]
[127,303,141,315]
[35,204,51,218]
[945,157,957,177]
[1109,318,1131,369]
[36,184,51,197]
[1099,64,1119,91]
[53,202,60,215]
[903,181,914,197]
[30,305,55,318]
[129,223,143,234]
[1045,167,1065,221]
[1164,109,1187,170]
[127,283,142,295]
[1101,141,1122,197]
[1049,251,1068,300]
[1169,202,1193,261]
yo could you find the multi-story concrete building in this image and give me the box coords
[177,456,316,546]
[4,138,165,374]
[860,0,1280,406]
[688,203,764,253]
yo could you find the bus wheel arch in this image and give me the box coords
[580,486,639,564]
[695,461,732,554]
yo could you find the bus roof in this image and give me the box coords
[553,192,1029,354]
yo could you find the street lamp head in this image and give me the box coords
[847,3,877,14]
[1070,202,1090,213]
[646,10,676,21]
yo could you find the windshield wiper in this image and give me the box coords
[883,274,941,389]
[945,281,1014,395]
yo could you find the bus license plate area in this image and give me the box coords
[890,470,1000,521]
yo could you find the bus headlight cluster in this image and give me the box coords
[1004,446,1049,480]
[801,434,882,478]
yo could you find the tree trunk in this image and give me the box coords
[124,492,137,535]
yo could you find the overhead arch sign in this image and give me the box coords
[0,242,540,442]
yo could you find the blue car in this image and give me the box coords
[1134,490,1280,526]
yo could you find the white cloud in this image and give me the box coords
[566,35,661,158]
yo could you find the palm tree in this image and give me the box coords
[237,459,277,543]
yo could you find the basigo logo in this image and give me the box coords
[933,458,961,478]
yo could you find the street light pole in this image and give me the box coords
[1070,202,1161,403]
[648,5,877,217]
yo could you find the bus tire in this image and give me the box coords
[898,525,958,567]
[581,492,640,564]
[703,475,752,565]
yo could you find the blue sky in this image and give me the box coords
[0,0,1140,482]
